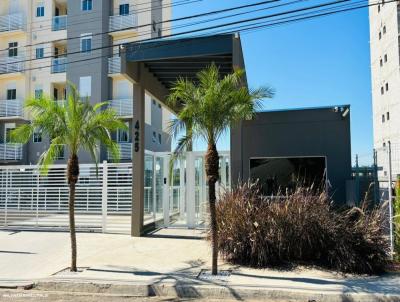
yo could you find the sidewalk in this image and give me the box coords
[0,229,399,301]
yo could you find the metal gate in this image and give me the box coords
[0,151,231,234]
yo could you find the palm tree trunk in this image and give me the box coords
[67,154,79,272]
[205,143,219,275]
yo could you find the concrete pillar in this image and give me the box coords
[131,83,145,237]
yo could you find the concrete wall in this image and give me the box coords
[231,106,352,203]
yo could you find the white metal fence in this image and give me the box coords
[0,56,25,74]
[0,99,23,117]
[109,14,138,32]
[0,13,25,32]
[52,15,67,31]
[0,144,23,161]
[108,56,121,74]
[0,162,132,234]
[109,99,133,116]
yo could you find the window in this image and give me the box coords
[152,20,156,32]
[56,145,65,160]
[158,28,162,37]
[36,47,44,59]
[33,130,42,143]
[82,0,92,11]
[35,88,43,99]
[119,3,129,15]
[152,131,156,142]
[36,3,45,17]
[152,99,156,105]
[380,59,383,67]
[378,4,380,12]
[383,25,386,34]
[80,34,92,53]
[117,123,129,142]
[381,86,384,95]
[158,103,161,109]
[387,112,390,121]
[384,54,387,62]
[8,42,18,57]
[385,82,389,91]
[158,133,162,144]
[382,114,385,123]
[383,142,386,147]
[7,89,16,100]
[379,32,382,40]
[79,76,91,97]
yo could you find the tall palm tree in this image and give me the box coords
[168,64,274,275]
[11,84,127,272]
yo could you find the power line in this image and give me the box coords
[1,0,387,76]
[0,0,346,67]
[0,0,280,54]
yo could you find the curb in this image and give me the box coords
[33,280,400,302]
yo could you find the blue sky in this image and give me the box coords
[172,1,373,165]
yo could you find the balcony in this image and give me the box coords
[109,99,133,117]
[0,143,23,161]
[109,14,138,32]
[0,99,23,118]
[51,57,67,73]
[52,15,67,31]
[108,56,121,74]
[0,56,25,75]
[0,13,25,33]
[108,143,132,161]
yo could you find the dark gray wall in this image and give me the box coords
[231,106,352,203]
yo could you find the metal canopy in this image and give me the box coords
[124,34,244,90]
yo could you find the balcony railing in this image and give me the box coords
[109,14,137,32]
[0,143,23,161]
[0,99,23,117]
[109,99,133,116]
[52,15,67,31]
[0,13,25,33]
[108,143,132,160]
[51,57,67,73]
[108,56,121,74]
[0,56,25,74]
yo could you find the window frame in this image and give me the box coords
[82,0,93,11]
[35,47,44,59]
[33,130,42,143]
[8,42,18,57]
[80,34,92,53]
[79,76,92,98]
[119,3,129,16]
[7,89,16,100]
[36,4,45,17]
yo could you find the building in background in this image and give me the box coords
[369,0,400,179]
[0,0,172,165]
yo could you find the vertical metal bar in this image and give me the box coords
[179,157,185,220]
[186,152,195,228]
[102,161,108,233]
[163,155,170,227]
[387,141,394,258]
[5,169,8,227]
[36,172,39,228]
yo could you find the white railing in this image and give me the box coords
[0,56,25,74]
[0,13,25,33]
[109,14,138,32]
[52,15,67,31]
[108,143,132,161]
[110,99,133,116]
[51,57,67,73]
[0,99,23,117]
[108,56,121,74]
[0,144,23,161]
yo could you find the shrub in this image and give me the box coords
[215,182,390,274]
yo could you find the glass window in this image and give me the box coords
[33,130,42,143]
[382,114,385,123]
[379,32,381,40]
[79,76,92,97]
[36,47,44,59]
[384,54,387,62]
[158,133,162,144]
[385,82,389,91]
[56,145,65,160]
[119,3,129,15]
[7,89,16,100]
[387,112,390,121]
[152,131,156,142]
[35,89,43,99]
[8,42,18,57]
[381,87,384,95]
[80,34,92,53]
[36,4,45,17]
[380,59,383,67]
[82,0,92,11]
[117,123,129,142]
[383,26,386,34]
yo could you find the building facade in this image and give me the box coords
[369,0,400,177]
[0,0,172,165]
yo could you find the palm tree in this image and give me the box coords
[168,64,274,275]
[11,84,127,272]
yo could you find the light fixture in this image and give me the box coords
[342,107,350,118]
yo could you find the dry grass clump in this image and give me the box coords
[215,182,390,274]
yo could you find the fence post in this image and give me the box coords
[5,169,8,227]
[102,161,108,233]
[186,152,196,228]
[387,141,394,258]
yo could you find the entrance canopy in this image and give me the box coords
[120,34,246,236]
[121,34,247,108]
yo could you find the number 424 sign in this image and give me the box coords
[134,121,140,152]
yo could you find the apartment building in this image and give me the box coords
[369,0,400,177]
[0,0,172,165]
